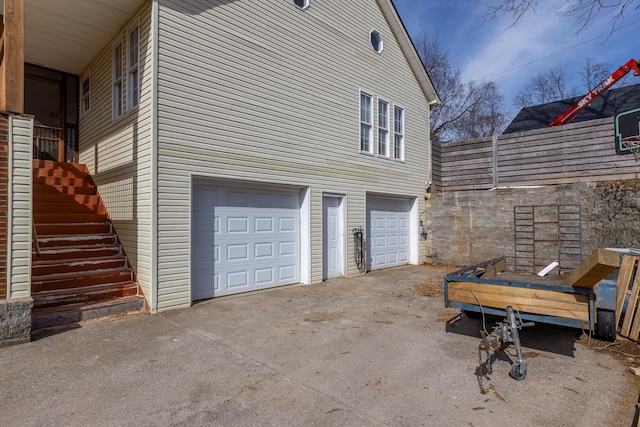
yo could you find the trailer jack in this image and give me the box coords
[478,306,534,385]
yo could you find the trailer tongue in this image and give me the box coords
[444,250,621,382]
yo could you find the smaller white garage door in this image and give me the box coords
[192,184,301,300]
[366,197,411,270]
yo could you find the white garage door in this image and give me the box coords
[192,184,301,300]
[366,197,411,270]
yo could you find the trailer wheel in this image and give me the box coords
[595,310,616,342]
[510,362,526,381]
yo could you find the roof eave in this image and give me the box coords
[377,0,441,106]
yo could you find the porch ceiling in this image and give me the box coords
[1,0,147,75]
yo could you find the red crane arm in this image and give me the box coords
[548,58,640,127]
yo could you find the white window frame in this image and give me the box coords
[80,73,90,117]
[127,20,140,111]
[360,91,373,154]
[377,99,390,157]
[393,105,405,161]
[370,30,383,53]
[112,36,124,120]
[294,0,310,10]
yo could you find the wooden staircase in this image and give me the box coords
[31,160,146,329]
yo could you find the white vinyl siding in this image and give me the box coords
[7,116,33,298]
[78,3,153,307]
[155,0,431,310]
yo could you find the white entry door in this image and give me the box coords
[366,196,411,270]
[322,196,344,279]
[192,184,301,300]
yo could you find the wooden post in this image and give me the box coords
[1,0,25,114]
[492,135,498,187]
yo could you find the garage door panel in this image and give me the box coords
[279,264,297,280]
[255,217,274,232]
[192,184,301,299]
[255,242,274,258]
[367,196,411,270]
[279,217,296,232]
[227,244,249,261]
[227,270,249,288]
[255,268,274,284]
[228,190,249,206]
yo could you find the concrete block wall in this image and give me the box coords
[425,180,640,270]
[0,297,33,347]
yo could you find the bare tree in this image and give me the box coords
[415,33,507,142]
[580,57,612,91]
[485,0,640,36]
[513,66,577,108]
[456,82,507,140]
[514,58,637,108]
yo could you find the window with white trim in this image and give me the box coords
[393,106,404,160]
[127,22,140,111]
[294,0,309,10]
[377,99,389,157]
[370,30,383,53]
[360,91,373,153]
[80,74,90,116]
[112,38,124,120]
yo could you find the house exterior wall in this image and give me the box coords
[78,2,154,304]
[155,0,432,310]
[0,114,8,300]
[0,113,33,347]
[7,115,33,299]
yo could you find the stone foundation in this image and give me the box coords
[0,297,33,347]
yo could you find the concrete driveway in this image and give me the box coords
[0,265,637,426]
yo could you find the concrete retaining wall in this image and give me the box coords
[425,179,640,270]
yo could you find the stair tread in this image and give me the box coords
[33,255,126,266]
[38,233,115,240]
[32,295,145,316]
[32,281,139,298]
[37,242,120,251]
[31,161,144,326]
[31,267,132,284]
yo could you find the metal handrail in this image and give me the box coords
[32,218,40,257]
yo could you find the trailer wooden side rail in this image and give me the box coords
[444,256,596,331]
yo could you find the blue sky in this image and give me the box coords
[392,0,640,116]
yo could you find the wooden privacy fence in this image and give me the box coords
[433,118,640,192]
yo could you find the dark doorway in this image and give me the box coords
[25,64,79,162]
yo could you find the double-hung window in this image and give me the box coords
[127,22,140,111]
[393,106,404,160]
[112,39,124,120]
[360,92,373,153]
[378,99,389,157]
[80,75,90,116]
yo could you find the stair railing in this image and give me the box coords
[32,217,41,257]
[33,124,64,162]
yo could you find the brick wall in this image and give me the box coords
[0,114,8,299]
[425,180,640,271]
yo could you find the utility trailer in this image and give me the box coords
[444,250,620,341]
